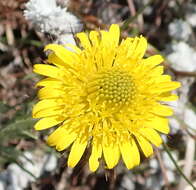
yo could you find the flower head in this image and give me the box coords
[33,24,181,171]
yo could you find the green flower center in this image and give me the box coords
[87,70,136,106]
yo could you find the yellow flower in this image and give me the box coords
[33,24,181,172]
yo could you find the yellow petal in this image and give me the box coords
[139,128,162,147]
[100,31,109,45]
[34,64,63,80]
[47,127,65,146]
[120,140,134,169]
[152,104,173,116]
[89,31,100,46]
[149,66,164,76]
[33,106,63,118]
[47,126,76,151]
[158,93,178,101]
[38,87,64,99]
[76,32,91,49]
[145,116,170,134]
[89,141,102,172]
[47,53,67,68]
[135,135,153,157]
[68,138,87,168]
[152,81,181,93]
[129,138,140,166]
[109,24,120,46]
[135,36,147,59]
[55,129,77,151]
[103,141,120,169]
[127,37,139,58]
[120,138,140,169]
[128,36,147,59]
[141,55,164,68]
[34,116,63,130]
[44,44,79,65]
[155,75,171,83]
[33,99,62,115]
[36,78,62,87]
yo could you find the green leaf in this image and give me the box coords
[0,118,36,144]
[0,102,11,113]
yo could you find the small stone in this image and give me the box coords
[43,154,58,172]
[168,19,192,41]
[120,175,135,190]
[167,42,196,72]
[146,174,162,190]
[169,118,181,133]
[185,3,196,27]
[149,158,159,170]
[167,170,176,183]
[184,107,196,131]
[162,151,178,170]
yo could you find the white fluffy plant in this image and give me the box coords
[168,19,192,42]
[24,0,83,45]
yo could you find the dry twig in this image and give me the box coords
[155,148,169,188]
[126,0,144,31]
[178,135,195,190]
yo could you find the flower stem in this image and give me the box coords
[121,0,155,30]
[163,143,196,190]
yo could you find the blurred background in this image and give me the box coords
[0,0,196,189]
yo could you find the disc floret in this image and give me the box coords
[87,69,136,107]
